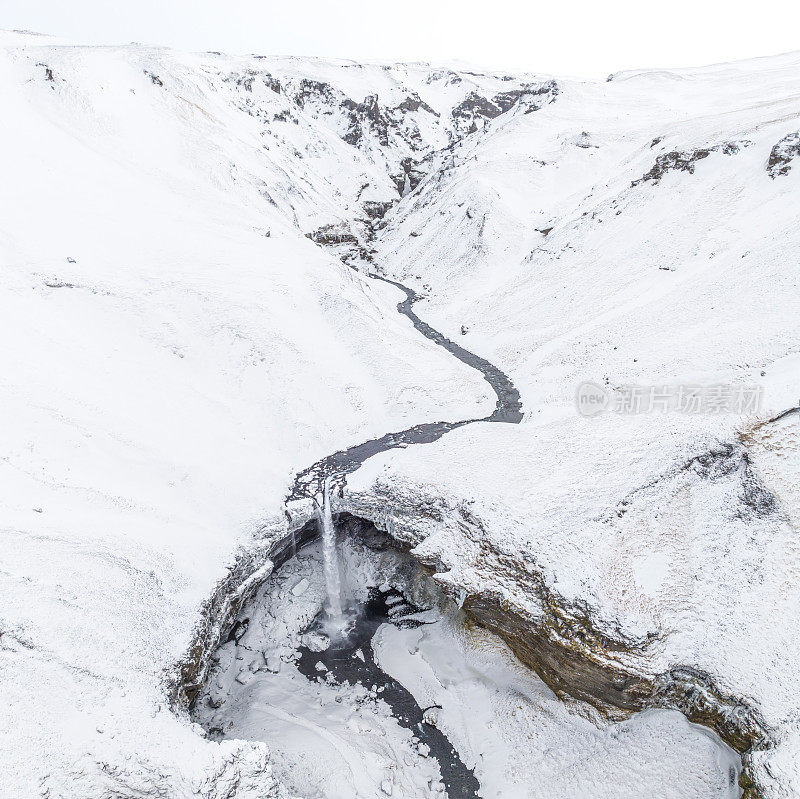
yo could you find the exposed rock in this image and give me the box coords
[394,92,438,116]
[461,575,768,757]
[451,82,558,136]
[176,508,770,797]
[344,93,390,147]
[306,223,359,246]
[393,156,428,194]
[633,141,747,186]
[651,667,767,753]
[494,80,559,113]
[573,131,596,149]
[425,69,463,85]
[688,444,778,518]
[362,200,395,220]
[452,91,505,123]
[223,69,282,95]
[291,77,340,110]
[766,131,800,177]
[36,62,55,82]
[602,443,779,529]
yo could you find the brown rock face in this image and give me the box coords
[173,510,770,797]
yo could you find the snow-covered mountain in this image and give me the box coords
[1,28,798,799]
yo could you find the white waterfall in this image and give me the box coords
[320,476,345,631]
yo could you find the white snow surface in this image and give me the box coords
[1,28,799,799]
[198,536,739,799]
[374,620,739,799]
[0,35,495,798]
[349,46,800,799]
[194,540,448,799]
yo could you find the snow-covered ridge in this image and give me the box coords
[0,36,507,799]
[351,38,800,799]
[1,29,799,799]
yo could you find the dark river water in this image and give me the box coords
[296,588,481,798]
[288,274,522,503]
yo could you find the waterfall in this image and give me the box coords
[320,475,345,631]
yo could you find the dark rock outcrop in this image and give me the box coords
[362,199,395,220]
[392,156,428,194]
[394,92,438,116]
[425,69,463,86]
[224,68,280,95]
[633,142,747,186]
[451,82,558,135]
[292,77,340,109]
[343,93,390,146]
[36,62,55,83]
[306,223,359,246]
[452,91,505,123]
[767,131,800,178]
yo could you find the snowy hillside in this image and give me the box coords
[1,28,798,799]
[350,50,800,799]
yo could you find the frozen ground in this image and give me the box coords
[346,48,800,798]
[1,27,798,799]
[196,534,740,799]
[0,30,492,798]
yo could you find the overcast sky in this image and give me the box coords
[3,0,800,78]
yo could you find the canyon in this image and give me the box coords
[1,28,799,799]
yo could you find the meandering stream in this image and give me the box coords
[288,271,523,502]
[192,260,742,799]
[280,267,525,795]
[296,585,482,798]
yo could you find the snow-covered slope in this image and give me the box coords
[0,34,499,798]
[347,51,800,799]
[1,28,798,799]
